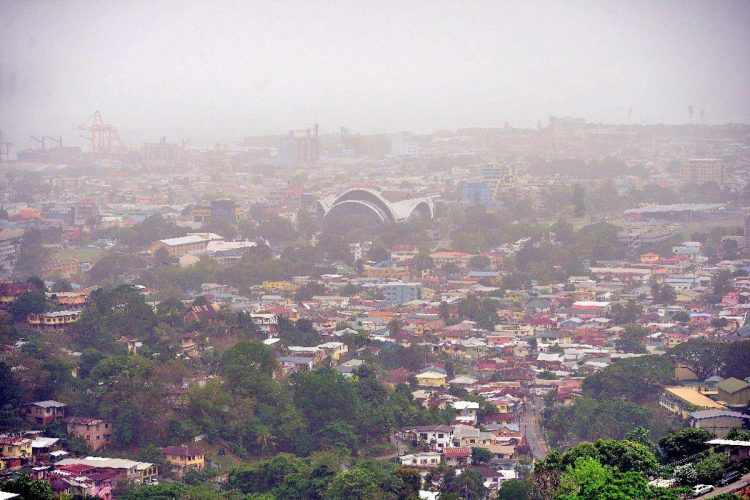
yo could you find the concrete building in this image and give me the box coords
[682,158,723,184]
[27,310,82,331]
[462,182,493,205]
[391,132,418,157]
[401,425,454,450]
[481,163,515,183]
[277,125,320,167]
[249,312,279,336]
[162,445,205,478]
[382,282,421,304]
[22,401,67,425]
[56,456,158,484]
[0,228,23,274]
[717,378,750,408]
[398,451,441,468]
[689,410,750,437]
[660,386,726,419]
[65,417,113,452]
[149,233,222,258]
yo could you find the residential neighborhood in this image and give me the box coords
[2,2,750,497]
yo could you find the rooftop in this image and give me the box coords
[664,386,725,409]
[716,377,750,395]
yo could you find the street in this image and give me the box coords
[698,472,750,498]
[521,396,549,460]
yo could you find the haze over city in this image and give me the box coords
[2,0,750,147]
[2,2,750,499]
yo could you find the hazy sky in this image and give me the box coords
[2,0,750,148]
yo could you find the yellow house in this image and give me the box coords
[263,281,298,292]
[162,445,205,478]
[318,341,348,362]
[660,386,725,419]
[0,437,32,460]
[416,368,447,387]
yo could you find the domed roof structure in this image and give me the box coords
[319,188,432,230]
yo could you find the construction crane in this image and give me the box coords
[47,136,63,147]
[77,111,123,154]
[29,135,46,150]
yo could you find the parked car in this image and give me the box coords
[692,484,714,497]
[718,471,741,486]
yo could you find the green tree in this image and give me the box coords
[219,340,278,400]
[593,439,659,474]
[325,467,383,500]
[616,325,648,353]
[723,340,750,380]
[410,250,434,272]
[0,475,55,499]
[668,339,728,380]
[468,254,491,271]
[50,279,72,292]
[153,247,176,265]
[256,425,275,458]
[556,456,656,500]
[609,300,642,324]
[550,219,574,244]
[440,468,487,500]
[367,242,391,262]
[387,318,403,337]
[624,427,657,453]
[658,428,714,463]
[123,482,225,499]
[573,222,624,260]
[471,446,493,465]
[497,478,532,500]
[394,467,422,498]
[651,283,677,305]
[572,183,586,217]
[9,290,47,321]
[0,361,22,431]
[583,355,673,404]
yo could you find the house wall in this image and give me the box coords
[719,387,750,407]
[67,421,113,451]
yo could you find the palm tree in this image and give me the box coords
[387,318,402,337]
[256,426,274,458]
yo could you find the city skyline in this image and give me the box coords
[2,0,750,148]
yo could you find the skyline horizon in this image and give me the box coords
[3,111,749,153]
[2,1,749,151]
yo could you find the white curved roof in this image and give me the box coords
[391,198,432,221]
[321,189,432,224]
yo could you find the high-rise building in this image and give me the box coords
[480,163,515,183]
[276,125,320,167]
[0,228,24,274]
[462,182,493,205]
[390,133,418,157]
[682,159,723,184]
